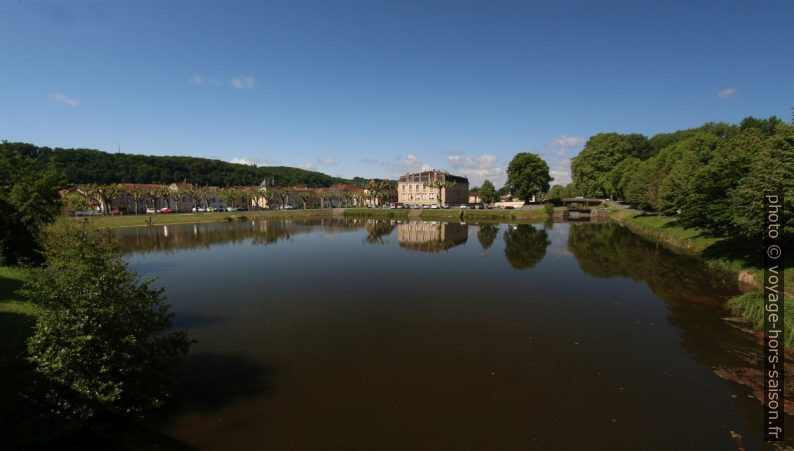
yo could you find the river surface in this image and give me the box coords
[119,218,787,450]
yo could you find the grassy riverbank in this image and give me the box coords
[69,209,338,228]
[343,207,550,221]
[608,207,721,254]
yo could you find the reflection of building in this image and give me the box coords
[398,170,469,206]
[397,221,468,252]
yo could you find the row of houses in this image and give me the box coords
[65,170,476,214]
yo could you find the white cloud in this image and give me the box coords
[446,153,504,187]
[317,157,339,165]
[188,74,204,86]
[299,162,317,171]
[49,93,80,106]
[381,154,431,174]
[230,76,255,89]
[230,157,278,167]
[717,87,736,98]
[549,135,585,156]
[549,158,572,185]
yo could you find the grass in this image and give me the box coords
[342,208,410,219]
[65,208,338,228]
[462,208,549,221]
[727,292,794,346]
[608,207,721,254]
[0,265,41,449]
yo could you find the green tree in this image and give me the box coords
[62,192,88,213]
[25,222,191,422]
[297,191,312,209]
[546,184,567,202]
[0,143,65,264]
[730,124,794,239]
[505,153,552,202]
[478,180,498,205]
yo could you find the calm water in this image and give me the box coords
[120,219,786,450]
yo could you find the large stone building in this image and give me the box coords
[397,170,469,207]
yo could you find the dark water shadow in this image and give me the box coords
[170,352,275,413]
[169,311,224,330]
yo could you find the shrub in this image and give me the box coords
[25,221,191,423]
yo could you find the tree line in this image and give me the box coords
[566,116,793,239]
[2,142,354,187]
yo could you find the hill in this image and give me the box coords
[1,142,354,187]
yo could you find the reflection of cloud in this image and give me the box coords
[446,153,504,186]
[49,93,80,106]
[231,76,255,89]
[717,87,736,98]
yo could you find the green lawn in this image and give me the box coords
[608,208,721,254]
[342,208,410,219]
[66,208,338,228]
[0,266,41,449]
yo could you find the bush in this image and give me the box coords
[25,221,191,423]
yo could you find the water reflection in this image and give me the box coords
[476,223,499,250]
[503,224,550,269]
[364,220,396,245]
[120,219,368,254]
[118,219,790,449]
[396,221,468,253]
[567,223,736,303]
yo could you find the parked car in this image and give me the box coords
[226,207,238,212]
[191,207,206,212]
[458,204,468,209]
[146,207,156,214]
[430,204,439,209]
[159,207,174,213]
[442,204,449,209]
[282,205,294,210]
[110,209,123,216]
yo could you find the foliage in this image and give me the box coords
[478,180,498,205]
[505,153,552,202]
[0,141,66,264]
[25,222,191,423]
[575,117,793,242]
[2,142,352,188]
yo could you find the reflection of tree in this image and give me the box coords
[397,222,468,253]
[567,223,736,303]
[119,219,369,254]
[503,225,550,269]
[476,224,499,250]
[364,221,396,245]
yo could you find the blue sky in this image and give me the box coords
[1,0,792,187]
